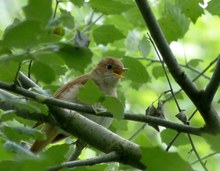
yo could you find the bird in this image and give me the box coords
[30,57,127,158]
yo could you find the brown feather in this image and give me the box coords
[30,57,125,154]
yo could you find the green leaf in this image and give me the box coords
[10,100,48,115]
[102,96,124,119]
[138,35,151,57]
[43,144,70,164]
[0,110,16,122]
[105,15,134,33]
[90,0,133,15]
[206,0,220,16]
[103,49,125,58]
[176,0,204,23]
[203,134,220,152]
[125,30,140,53]
[77,80,105,105]
[160,129,188,147]
[0,159,49,171]
[0,61,19,83]
[122,57,150,89]
[152,65,165,79]
[141,147,191,171]
[0,161,19,171]
[93,25,125,45]
[27,101,49,115]
[0,141,13,160]
[124,7,145,27]
[69,0,84,7]
[3,20,42,48]
[4,141,35,157]
[23,0,52,26]
[2,126,45,142]
[34,52,66,76]
[57,44,92,73]
[187,59,203,67]
[59,9,75,29]
[158,3,190,43]
[32,60,56,84]
[110,120,128,132]
[134,132,154,148]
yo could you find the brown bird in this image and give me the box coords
[30,57,127,158]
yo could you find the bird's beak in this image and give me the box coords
[112,68,128,79]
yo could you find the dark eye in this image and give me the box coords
[107,64,112,70]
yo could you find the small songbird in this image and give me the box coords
[30,57,127,156]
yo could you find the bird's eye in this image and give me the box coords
[106,64,113,70]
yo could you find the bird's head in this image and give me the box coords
[91,57,127,86]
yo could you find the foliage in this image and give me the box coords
[0,0,220,170]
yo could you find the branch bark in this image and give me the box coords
[48,105,145,169]
[49,152,119,171]
[135,0,220,133]
[0,88,145,169]
[0,81,203,135]
[205,55,220,104]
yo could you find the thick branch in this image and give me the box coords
[205,55,220,103]
[135,0,199,98]
[48,106,145,169]
[0,90,145,169]
[0,81,203,135]
[0,89,52,123]
[135,0,220,133]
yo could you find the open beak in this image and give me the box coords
[112,68,128,79]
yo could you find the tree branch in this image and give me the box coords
[0,88,145,169]
[135,0,220,133]
[0,89,52,123]
[48,106,146,170]
[49,152,119,171]
[0,81,203,135]
[205,55,220,104]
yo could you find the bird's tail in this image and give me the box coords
[30,124,59,153]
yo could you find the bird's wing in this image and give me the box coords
[30,74,91,153]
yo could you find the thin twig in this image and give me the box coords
[82,14,103,33]
[53,0,60,19]
[147,33,182,112]
[188,134,208,171]
[165,132,181,151]
[49,152,119,171]
[192,57,218,83]
[28,60,32,79]
[180,64,210,80]
[191,152,218,165]
[163,57,218,103]
[129,123,146,141]
[14,62,22,86]
[137,57,210,80]
[87,11,95,26]
[166,109,198,151]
